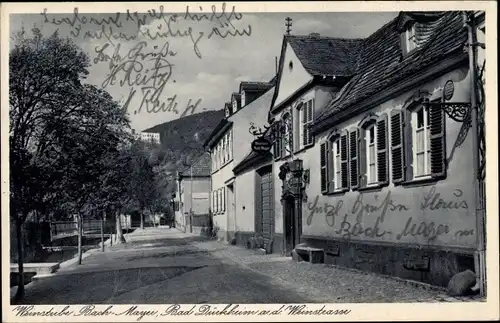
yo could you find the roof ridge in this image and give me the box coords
[286,34,365,41]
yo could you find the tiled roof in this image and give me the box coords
[316,11,468,126]
[180,152,211,177]
[239,81,274,92]
[287,35,364,77]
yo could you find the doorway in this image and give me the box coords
[284,196,297,256]
[226,183,236,241]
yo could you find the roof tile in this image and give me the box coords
[317,12,468,124]
[287,35,364,77]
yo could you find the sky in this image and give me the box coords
[9,7,397,132]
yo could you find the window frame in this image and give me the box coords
[411,104,432,179]
[281,111,293,157]
[320,129,349,195]
[365,123,378,186]
[391,97,447,186]
[297,99,315,150]
[355,112,389,191]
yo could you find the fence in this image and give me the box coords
[50,219,115,240]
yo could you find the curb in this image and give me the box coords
[58,246,97,269]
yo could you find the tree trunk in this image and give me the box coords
[140,211,144,230]
[13,218,25,304]
[115,211,126,244]
[100,214,105,252]
[77,215,83,265]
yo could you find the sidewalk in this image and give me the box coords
[193,238,486,303]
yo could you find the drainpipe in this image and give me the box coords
[190,165,193,233]
[464,11,486,297]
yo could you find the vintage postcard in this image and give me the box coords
[1,1,498,322]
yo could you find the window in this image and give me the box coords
[226,133,230,161]
[282,112,293,156]
[241,91,246,107]
[218,188,223,213]
[412,106,431,178]
[334,140,342,188]
[228,131,232,160]
[222,187,226,212]
[214,190,218,213]
[232,100,238,112]
[211,191,215,213]
[405,23,418,53]
[273,121,283,159]
[366,124,377,184]
[299,99,314,148]
[391,100,446,184]
[320,130,349,194]
[350,113,389,190]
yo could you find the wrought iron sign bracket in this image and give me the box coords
[424,102,472,123]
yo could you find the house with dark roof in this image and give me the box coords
[203,78,274,242]
[267,11,485,288]
[241,32,365,255]
[173,152,212,234]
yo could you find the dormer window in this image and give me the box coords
[225,106,230,117]
[241,91,245,107]
[232,100,238,112]
[405,23,418,53]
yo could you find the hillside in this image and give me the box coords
[142,109,224,189]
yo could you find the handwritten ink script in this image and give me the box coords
[306,186,473,244]
[40,4,252,117]
[12,304,351,320]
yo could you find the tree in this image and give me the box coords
[9,28,90,303]
[9,28,130,302]
[51,84,130,261]
[129,142,158,229]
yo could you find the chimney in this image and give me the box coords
[309,32,320,38]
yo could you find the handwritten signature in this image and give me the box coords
[41,4,252,59]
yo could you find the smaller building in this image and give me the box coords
[140,131,160,144]
[174,153,212,234]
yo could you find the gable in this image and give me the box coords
[273,41,314,112]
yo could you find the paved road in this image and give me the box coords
[19,229,313,304]
[18,228,484,304]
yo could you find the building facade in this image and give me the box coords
[201,11,486,290]
[173,153,211,233]
[205,81,274,242]
[225,11,486,289]
[269,11,482,287]
[140,131,160,144]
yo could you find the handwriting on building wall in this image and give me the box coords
[306,186,473,244]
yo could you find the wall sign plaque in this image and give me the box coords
[443,80,455,101]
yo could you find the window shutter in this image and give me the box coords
[429,103,446,178]
[376,114,389,185]
[272,123,277,157]
[302,105,308,147]
[219,189,223,213]
[223,187,226,212]
[288,112,294,152]
[358,128,367,188]
[349,129,359,190]
[320,142,329,193]
[340,132,349,190]
[390,110,405,183]
[302,99,314,146]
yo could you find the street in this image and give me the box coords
[18,228,483,304]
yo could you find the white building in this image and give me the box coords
[140,132,160,144]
